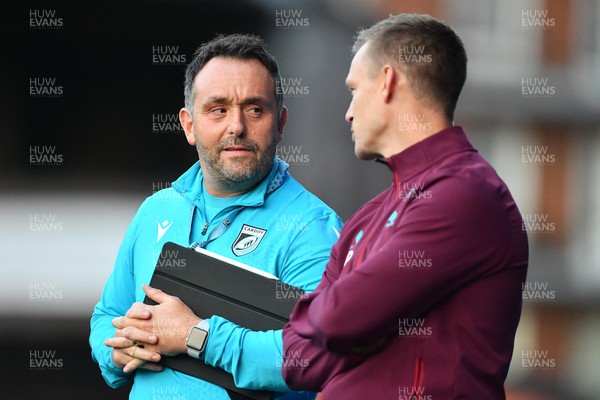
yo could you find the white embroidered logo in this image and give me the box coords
[157,220,173,242]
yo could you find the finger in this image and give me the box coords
[125,302,152,320]
[124,357,164,373]
[128,344,161,363]
[114,327,158,344]
[123,356,145,373]
[143,283,176,304]
[112,316,142,329]
[112,348,138,370]
[112,316,155,338]
[104,336,140,349]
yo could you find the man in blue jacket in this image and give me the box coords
[89,33,342,399]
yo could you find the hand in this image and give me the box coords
[112,284,201,357]
[105,336,162,374]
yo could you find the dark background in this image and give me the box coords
[3,1,600,399]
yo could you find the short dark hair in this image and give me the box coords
[353,14,467,121]
[184,33,284,117]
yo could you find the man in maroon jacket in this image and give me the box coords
[282,14,528,399]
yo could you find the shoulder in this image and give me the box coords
[125,189,188,237]
[425,154,510,213]
[405,161,519,242]
[273,174,340,220]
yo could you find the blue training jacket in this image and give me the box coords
[90,158,342,399]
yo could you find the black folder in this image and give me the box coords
[144,242,305,400]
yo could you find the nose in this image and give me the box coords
[345,100,354,123]
[227,108,246,137]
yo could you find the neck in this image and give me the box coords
[379,107,451,158]
[203,178,260,198]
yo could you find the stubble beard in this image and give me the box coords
[197,136,277,191]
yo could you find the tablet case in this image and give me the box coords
[144,242,305,400]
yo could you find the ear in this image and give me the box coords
[276,106,288,143]
[381,65,397,103]
[179,108,195,146]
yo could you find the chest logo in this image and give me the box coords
[385,210,398,228]
[343,230,363,267]
[232,224,267,256]
[157,219,173,242]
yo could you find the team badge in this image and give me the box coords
[231,224,267,256]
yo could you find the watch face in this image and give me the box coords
[187,327,208,351]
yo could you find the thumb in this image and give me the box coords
[142,284,172,304]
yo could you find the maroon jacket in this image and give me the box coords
[282,126,528,399]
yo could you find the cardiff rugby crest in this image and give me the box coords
[231,224,267,256]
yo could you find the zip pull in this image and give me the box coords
[201,222,209,236]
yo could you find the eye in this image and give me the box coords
[247,106,263,116]
[211,107,227,115]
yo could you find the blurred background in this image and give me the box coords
[2,0,599,398]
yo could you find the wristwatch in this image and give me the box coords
[185,320,209,359]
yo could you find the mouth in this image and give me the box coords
[222,146,254,156]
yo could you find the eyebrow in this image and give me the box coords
[202,96,229,107]
[202,96,270,108]
[240,96,269,107]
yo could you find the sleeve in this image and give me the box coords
[281,221,365,391]
[202,212,343,393]
[283,176,516,387]
[88,200,145,388]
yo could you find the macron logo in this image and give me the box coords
[157,220,173,242]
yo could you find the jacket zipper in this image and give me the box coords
[409,357,424,399]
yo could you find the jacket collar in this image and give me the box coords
[171,157,289,210]
[380,125,475,183]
